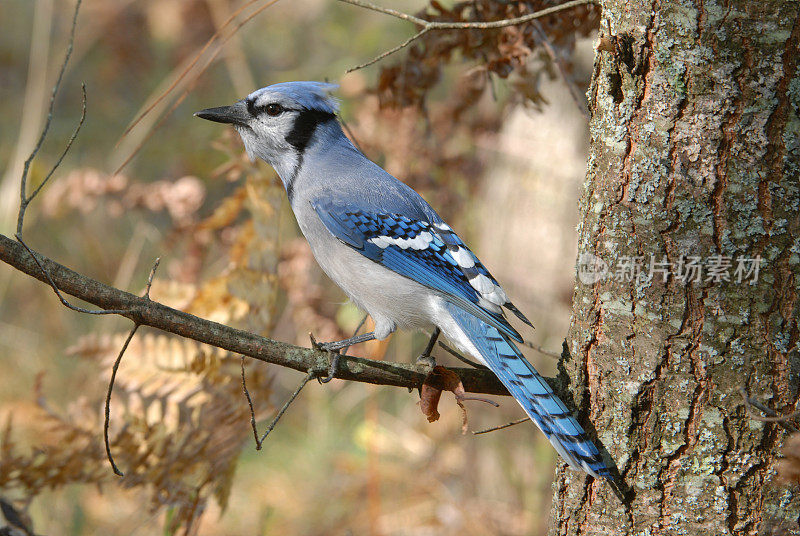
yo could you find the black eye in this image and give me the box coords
[265,103,283,116]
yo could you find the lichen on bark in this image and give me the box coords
[551,1,800,534]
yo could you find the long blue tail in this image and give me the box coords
[443,302,611,479]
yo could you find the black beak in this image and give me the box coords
[194,101,249,126]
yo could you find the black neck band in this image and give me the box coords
[285,109,336,153]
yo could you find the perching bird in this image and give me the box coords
[196,81,611,479]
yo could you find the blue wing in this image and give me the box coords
[312,199,530,342]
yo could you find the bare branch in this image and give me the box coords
[104,257,159,475]
[339,0,598,29]
[104,323,139,476]
[241,356,317,449]
[257,370,316,447]
[339,0,429,26]
[339,0,599,71]
[14,235,128,316]
[521,339,563,359]
[739,387,800,432]
[473,417,530,435]
[143,257,161,299]
[23,84,87,224]
[241,357,260,445]
[17,0,82,235]
[345,28,430,73]
[0,233,513,396]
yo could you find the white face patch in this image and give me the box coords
[235,126,258,162]
[234,98,303,184]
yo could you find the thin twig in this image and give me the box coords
[473,417,530,435]
[241,356,260,445]
[104,258,160,475]
[346,28,429,73]
[14,235,128,315]
[342,0,597,29]
[144,257,160,299]
[739,387,800,431]
[257,370,316,447]
[339,0,598,72]
[104,323,139,476]
[26,84,87,213]
[340,0,428,25]
[521,339,562,359]
[17,0,82,235]
[438,341,488,370]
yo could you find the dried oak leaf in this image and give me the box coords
[777,434,800,484]
[419,366,498,434]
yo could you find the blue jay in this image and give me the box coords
[196,81,611,480]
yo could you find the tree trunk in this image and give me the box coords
[551,1,800,534]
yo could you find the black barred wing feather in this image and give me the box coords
[312,201,531,341]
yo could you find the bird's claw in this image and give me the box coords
[318,351,340,383]
[415,353,436,371]
[309,332,342,353]
[310,332,340,383]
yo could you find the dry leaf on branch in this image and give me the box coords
[777,434,800,485]
[375,0,599,110]
[419,366,499,434]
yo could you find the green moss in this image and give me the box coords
[788,74,800,112]
[760,28,792,44]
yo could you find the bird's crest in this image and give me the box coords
[248,81,339,114]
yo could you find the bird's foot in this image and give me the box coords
[415,353,436,371]
[415,328,440,371]
[309,333,341,384]
[309,333,342,353]
[310,331,376,352]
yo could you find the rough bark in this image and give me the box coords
[551,1,800,534]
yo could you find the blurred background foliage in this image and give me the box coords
[0,0,598,534]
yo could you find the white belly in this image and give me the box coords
[295,204,437,340]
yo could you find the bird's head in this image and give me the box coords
[195,81,340,180]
